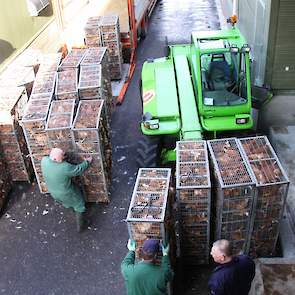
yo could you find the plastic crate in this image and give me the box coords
[55,69,78,100]
[58,49,87,71]
[238,136,289,257]
[84,16,102,47]
[31,71,56,96]
[37,53,62,74]
[21,93,52,155]
[127,168,171,261]
[176,140,211,264]
[208,138,256,255]
[46,99,75,152]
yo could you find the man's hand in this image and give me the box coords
[84,156,93,163]
[161,242,170,256]
[127,239,136,252]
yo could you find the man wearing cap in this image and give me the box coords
[121,238,173,295]
[208,239,255,295]
[41,148,92,232]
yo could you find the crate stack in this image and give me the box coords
[84,16,102,47]
[31,71,56,97]
[0,142,12,210]
[100,15,123,80]
[176,141,211,265]
[37,53,61,75]
[21,93,53,193]
[126,168,172,262]
[0,87,33,182]
[79,47,113,121]
[238,136,289,257]
[46,100,76,153]
[0,66,36,98]
[55,69,79,100]
[58,49,86,71]
[72,100,111,203]
[208,138,256,255]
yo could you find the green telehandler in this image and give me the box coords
[137,26,253,167]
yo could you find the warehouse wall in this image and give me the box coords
[0,0,53,67]
[266,0,295,90]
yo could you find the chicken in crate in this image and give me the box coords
[126,168,174,264]
[208,138,256,255]
[238,136,289,257]
[176,140,211,265]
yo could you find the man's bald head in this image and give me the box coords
[49,148,64,162]
[211,239,233,264]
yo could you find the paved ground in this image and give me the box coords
[0,1,220,294]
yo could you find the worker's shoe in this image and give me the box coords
[75,212,91,232]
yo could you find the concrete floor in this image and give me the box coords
[0,0,220,294]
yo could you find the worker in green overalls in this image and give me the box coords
[41,148,92,232]
[121,239,173,295]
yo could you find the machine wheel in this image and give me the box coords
[136,136,161,168]
[164,36,170,56]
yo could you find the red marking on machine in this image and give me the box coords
[143,90,155,104]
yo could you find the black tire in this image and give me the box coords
[164,36,170,57]
[140,15,148,39]
[136,136,161,168]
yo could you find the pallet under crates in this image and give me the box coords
[208,138,257,255]
[238,136,289,257]
[176,140,211,265]
[126,168,174,264]
[72,99,112,203]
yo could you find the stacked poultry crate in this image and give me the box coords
[21,93,53,193]
[55,69,78,100]
[127,168,172,262]
[0,86,33,182]
[176,140,211,265]
[72,99,111,203]
[58,49,86,71]
[37,53,61,75]
[0,143,11,210]
[208,138,256,255]
[238,136,289,257]
[31,71,56,97]
[79,47,113,121]
[100,15,122,80]
[84,16,102,47]
[46,100,76,153]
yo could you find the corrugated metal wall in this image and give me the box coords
[266,0,295,89]
[220,0,295,90]
[238,0,271,87]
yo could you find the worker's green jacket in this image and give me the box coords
[121,251,173,295]
[41,156,89,213]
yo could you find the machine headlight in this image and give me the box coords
[143,119,159,130]
[242,44,251,53]
[236,117,249,124]
[230,45,239,53]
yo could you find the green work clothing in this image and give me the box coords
[121,251,173,295]
[41,156,89,213]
